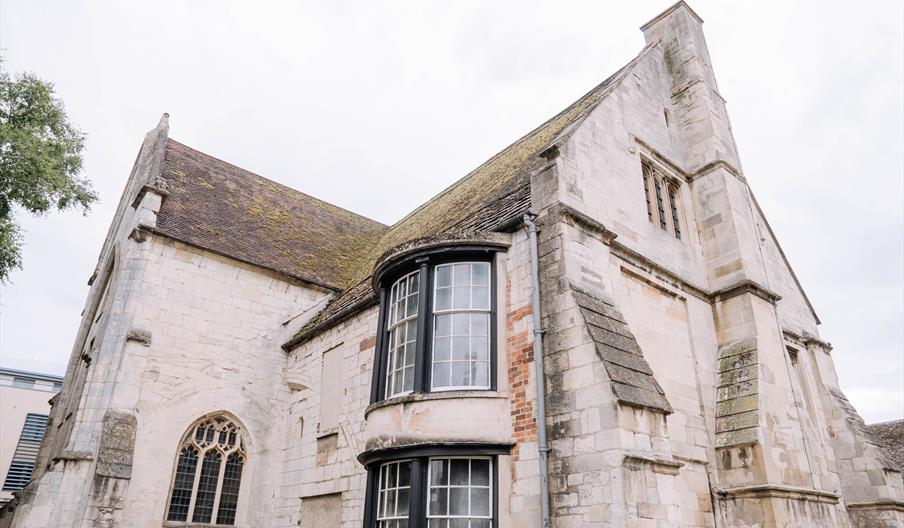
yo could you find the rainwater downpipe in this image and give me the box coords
[523,212,551,528]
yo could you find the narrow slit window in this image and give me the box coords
[667,184,681,239]
[641,160,683,239]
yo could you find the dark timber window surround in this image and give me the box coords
[369,247,499,405]
[361,445,504,528]
[641,160,682,239]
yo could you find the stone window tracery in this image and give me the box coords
[166,415,247,526]
[642,160,683,239]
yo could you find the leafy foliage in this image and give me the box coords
[0,64,95,282]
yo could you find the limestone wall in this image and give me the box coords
[11,233,327,528]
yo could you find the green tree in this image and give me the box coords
[0,64,95,282]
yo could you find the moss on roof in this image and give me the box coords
[285,45,655,348]
[156,140,388,289]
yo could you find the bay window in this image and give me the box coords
[370,250,498,404]
[364,453,499,528]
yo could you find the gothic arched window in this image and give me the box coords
[166,415,247,525]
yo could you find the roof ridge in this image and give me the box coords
[165,138,387,228]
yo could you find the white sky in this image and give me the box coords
[0,1,901,423]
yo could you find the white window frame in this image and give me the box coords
[376,459,413,527]
[430,262,492,392]
[385,271,420,399]
[426,456,494,527]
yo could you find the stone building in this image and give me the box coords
[6,3,903,527]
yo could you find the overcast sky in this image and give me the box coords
[0,1,901,423]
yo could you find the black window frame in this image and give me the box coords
[361,445,505,528]
[370,248,500,405]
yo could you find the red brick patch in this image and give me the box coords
[359,335,377,351]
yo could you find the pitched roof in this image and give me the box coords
[284,45,656,349]
[154,140,387,290]
[866,419,904,471]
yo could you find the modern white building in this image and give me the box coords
[0,368,62,506]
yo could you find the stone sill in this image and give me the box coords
[365,390,508,418]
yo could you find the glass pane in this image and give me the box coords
[167,447,198,521]
[434,337,451,361]
[397,489,410,515]
[472,287,490,310]
[432,362,450,388]
[429,520,448,528]
[472,262,489,285]
[192,451,222,523]
[471,520,491,528]
[403,366,415,391]
[429,487,448,516]
[407,292,418,318]
[451,363,469,386]
[471,459,490,486]
[435,288,452,311]
[450,459,469,485]
[450,520,469,528]
[471,314,488,336]
[435,314,452,337]
[453,287,470,310]
[399,461,411,486]
[471,488,490,516]
[452,337,469,361]
[431,460,448,485]
[452,313,469,336]
[472,362,489,387]
[404,342,416,366]
[435,265,452,287]
[471,338,488,361]
[216,453,243,525]
[387,464,397,487]
[449,488,469,515]
[453,264,471,285]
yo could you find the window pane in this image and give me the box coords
[472,263,489,286]
[378,461,411,527]
[471,459,490,486]
[451,337,469,361]
[167,447,198,521]
[471,488,490,516]
[472,287,490,310]
[432,362,450,388]
[453,264,471,285]
[471,314,488,336]
[449,488,469,516]
[216,453,244,525]
[453,287,470,310]
[450,459,469,485]
[434,337,450,361]
[471,362,489,387]
[435,314,452,337]
[451,363,469,387]
[192,451,222,523]
[427,458,493,526]
[431,460,448,485]
[435,288,452,311]
[471,338,488,361]
[435,265,452,287]
[429,487,448,516]
[452,314,469,335]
